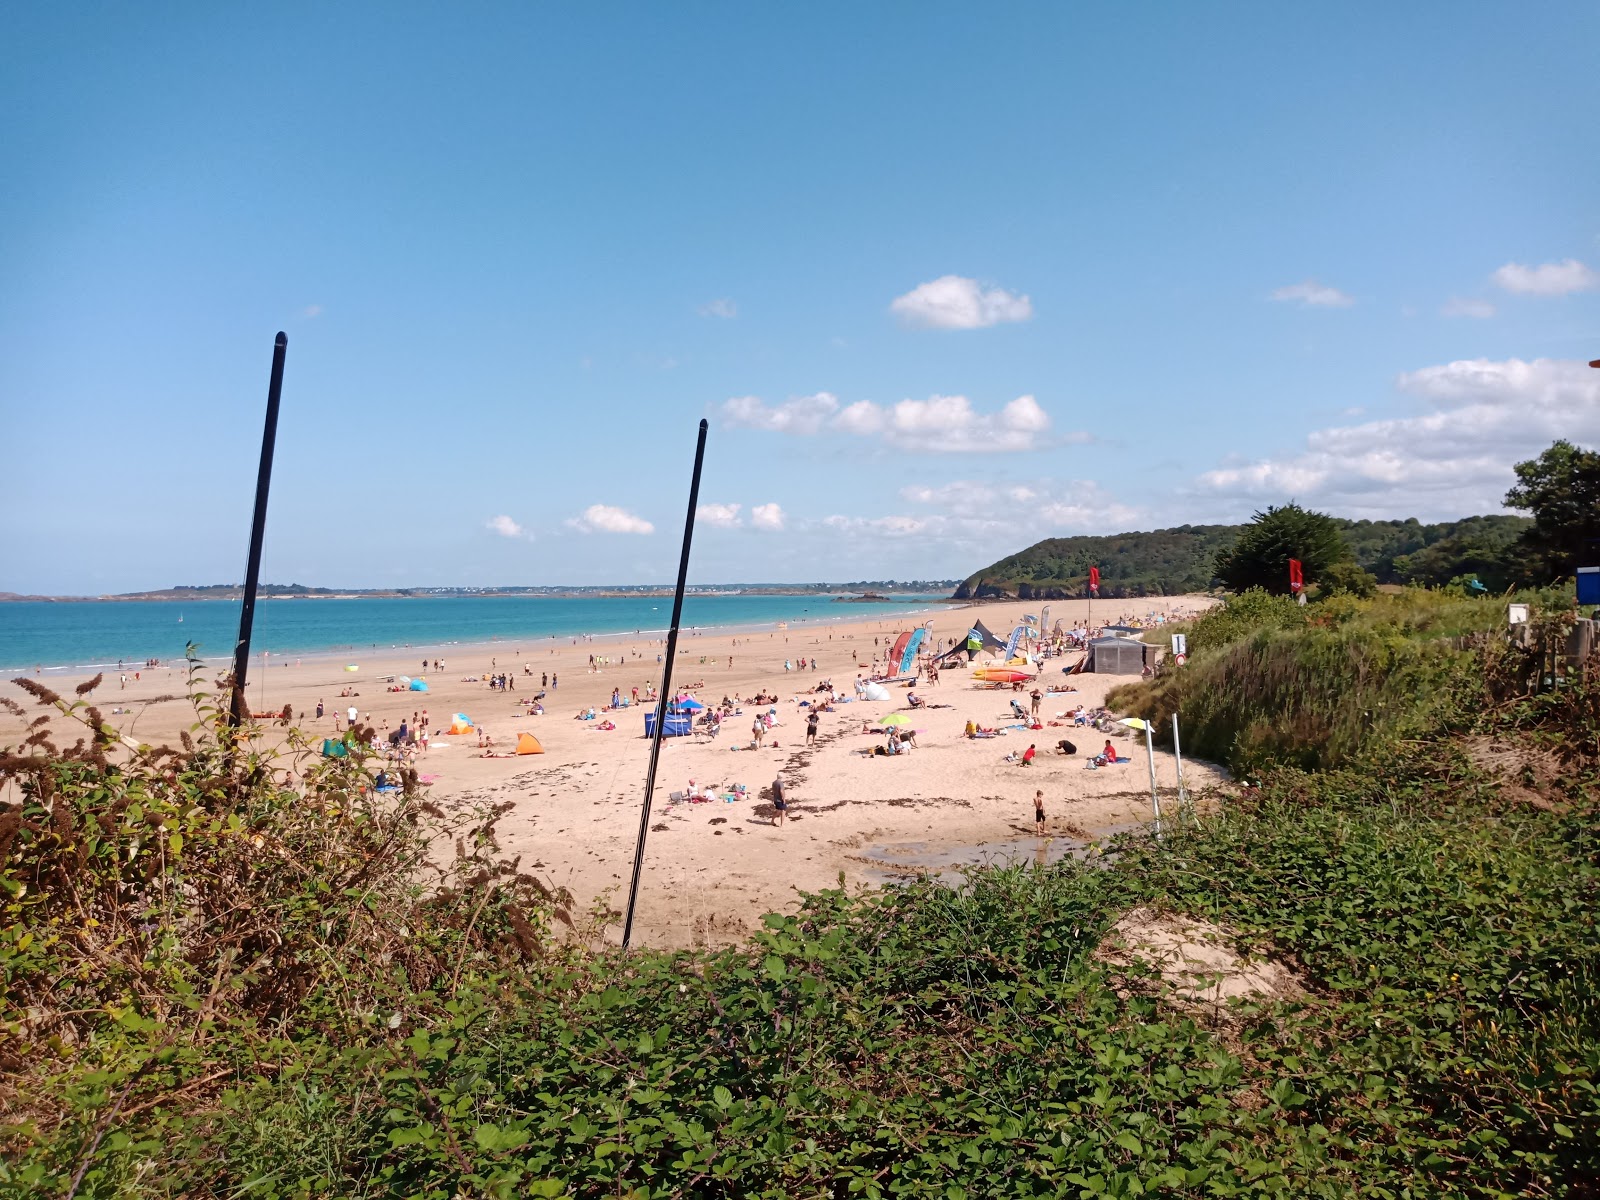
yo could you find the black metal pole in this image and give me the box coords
[622,418,708,949]
[228,332,288,727]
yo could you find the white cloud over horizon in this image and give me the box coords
[750,502,785,531]
[697,297,738,318]
[720,392,841,435]
[889,275,1033,329]
[485,514,527,539]
[901,478,1142,531]
[567,504,655,535]
[1270,280,1355,308]
[809,477,1143,566]
[1192,357,1600,519]
[719,391,1067,453]
[1491,259,1597,296]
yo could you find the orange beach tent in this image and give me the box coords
[447,713,474,735]
[515,732,544,755]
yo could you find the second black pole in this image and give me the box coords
[229,332,288,727]
[622,418,708,949]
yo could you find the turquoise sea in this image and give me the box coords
[0,595,950,673]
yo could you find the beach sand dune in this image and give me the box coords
[1,596,1219,949]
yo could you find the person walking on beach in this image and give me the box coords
[552,673,558,689]
[772,776,787,827]
[752,715,765,748]
[806,708,819,746]
[1030,688,1042,718]
[1034,789,1046,835]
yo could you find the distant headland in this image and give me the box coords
[0,581,962,603]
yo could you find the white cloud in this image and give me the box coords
[1441,296,1495,319]
[750,502,785,531]
[823,514,928,536]
[485,514,526,539]
[301,304,323,319]
[697,298,738,319]
[889,275,1033,329]
[567,504,655,535]
[725,391,1064,454]
[1193,357,1600,518]
[900,478,1140,532]
[1491,259,1597,296]
[696,503,742,528]
[719,392,840,434]
[816,477,1141,560]
[1270,280,1355,308]
[858,393,1055,453]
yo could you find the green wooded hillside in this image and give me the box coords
[953,514,1532,598]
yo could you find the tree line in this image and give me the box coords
[954,439,1599,599]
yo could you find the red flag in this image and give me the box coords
[1288,559,1304,592]
[1089,566,1100,595]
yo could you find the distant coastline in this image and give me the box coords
[0,581,963,604]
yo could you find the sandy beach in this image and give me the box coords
[1,596,1218,949]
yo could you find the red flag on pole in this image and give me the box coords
[1089,566,1100,596]
[1288,559,1304,592]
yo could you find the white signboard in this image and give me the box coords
[1507,604,1529,626]
[1170,633,1187,656]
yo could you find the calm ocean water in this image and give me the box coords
[0,595,949,673]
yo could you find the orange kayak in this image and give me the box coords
[972,667,1034,683]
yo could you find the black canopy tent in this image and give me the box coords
[933,618,1009,663]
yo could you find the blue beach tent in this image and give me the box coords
[644,711,693,738]
[409,678,429,691]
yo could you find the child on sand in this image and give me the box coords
[1034,790,1046,834]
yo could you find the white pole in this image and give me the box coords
[1145,722,1161,837]
[1172,712,1187,816]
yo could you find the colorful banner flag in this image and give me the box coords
[1288,559,1304,592]
[1003,625,1028,662]
[1089,566,1101,596]
[896,627,926,675]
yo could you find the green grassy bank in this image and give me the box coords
[1108,587,1586,776]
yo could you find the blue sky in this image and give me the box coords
[3,3,1597,593]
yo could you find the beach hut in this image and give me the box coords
[515,732,544,755]
[447,713,475,734]
[1083,637,1149,674]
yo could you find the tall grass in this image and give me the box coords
[1110,585,1574,774]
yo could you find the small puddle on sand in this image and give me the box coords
[858,824,1141,885]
